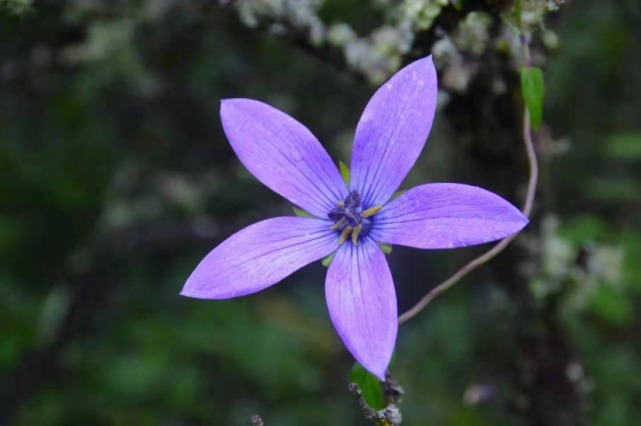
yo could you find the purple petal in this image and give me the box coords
[371,183,528,249]
[221,99,348,218]
[350,56,438,208]
[325,238,396,380]
[181,217,338,299]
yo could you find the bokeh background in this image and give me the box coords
[1,0,640,425]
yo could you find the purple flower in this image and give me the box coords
[180,56,528,380]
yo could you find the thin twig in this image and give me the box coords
[398,41,539,325]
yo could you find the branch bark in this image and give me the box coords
[349,373,404,426]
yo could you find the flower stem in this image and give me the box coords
[398,37,539,326]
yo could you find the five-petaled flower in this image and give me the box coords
[180,56,528,380]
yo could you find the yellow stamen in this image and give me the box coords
[338,226,353,245]
[362,205,382,217]
[329,218,346,230]
[351,224,363,245]
[336,201,344,206]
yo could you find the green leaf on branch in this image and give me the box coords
[292,206,314,218]
[350,362,385,410]
[519,66,545,131]
[339,161,350,186]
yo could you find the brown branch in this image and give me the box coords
[349,384,385,423]
[349,373,405,426]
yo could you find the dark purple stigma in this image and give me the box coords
[328,190,373,237]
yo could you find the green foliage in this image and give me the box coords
[605,133,641,159]
[589,284,632,326]
[519,66,545,130]
[350,362,385,410]
[0,0,32,15]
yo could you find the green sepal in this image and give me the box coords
[519,66,545,131]
[350,362,385,410]
[321,252,336,267]
[391,189,406,200]
[339,161,350,186]
[292,206,314,218]
[379,243,393,255]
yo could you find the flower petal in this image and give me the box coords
[350,56,438,208]
[372,183,528,249]
[325,238,397,380]
[181,217,338,299]
[221,99,347,218]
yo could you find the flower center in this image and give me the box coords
[327,190,382,245]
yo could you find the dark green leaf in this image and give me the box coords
[519,67,545,131]
[350,362,385,410]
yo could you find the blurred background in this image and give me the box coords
[1,0,640,424]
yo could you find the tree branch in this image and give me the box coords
[349,373,405,426]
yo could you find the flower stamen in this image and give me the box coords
[338,226,353,245]
[361,205,382,218]
[351,224,363,245]
[329,191,383,244]
[330,217,346,231]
